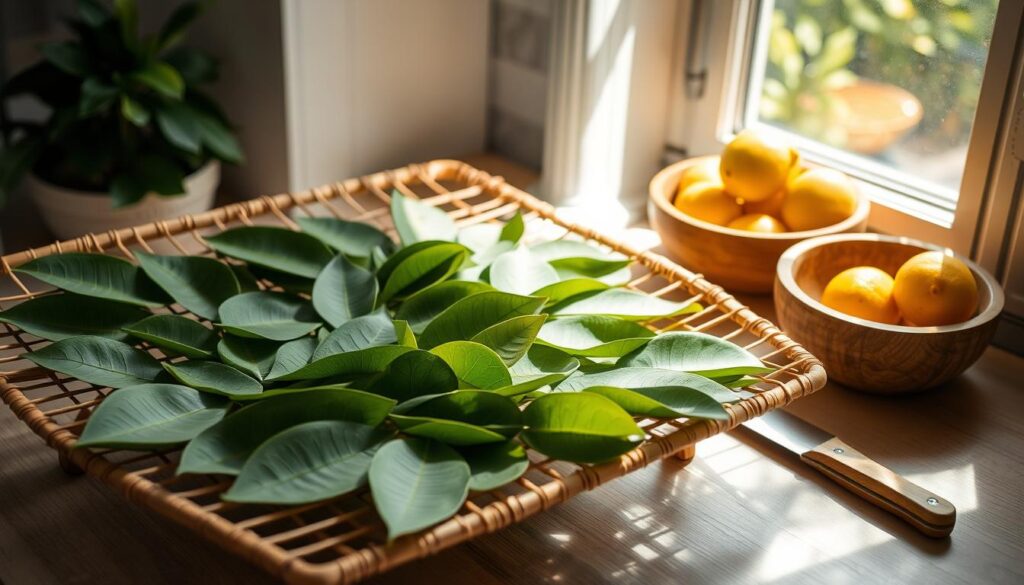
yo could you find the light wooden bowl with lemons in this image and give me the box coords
[774,234,1004,394]
[648,155,870,293]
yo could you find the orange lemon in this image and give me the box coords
[727,213,787,233]
[893,252,978,326]
[674,181,743,226]
[720,130,798,202]
[821,266,901,325]
[676,156,721,198]
[742,188,786,216]
[781,168,858,231]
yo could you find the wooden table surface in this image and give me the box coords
[2,157,1023,585]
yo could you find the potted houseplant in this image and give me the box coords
[0,0,242,240]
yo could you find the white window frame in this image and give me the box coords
[667,0,1024,262]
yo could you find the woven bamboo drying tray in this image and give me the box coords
[0,160,826,585]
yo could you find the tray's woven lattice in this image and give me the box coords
[0,160,826,585]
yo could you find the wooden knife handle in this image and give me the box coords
[801,437,956,538]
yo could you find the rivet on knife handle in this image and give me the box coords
[800,437,956,538]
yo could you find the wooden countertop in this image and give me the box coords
[2,156,1023,584]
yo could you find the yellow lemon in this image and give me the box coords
[893,251,978,326]
[727,213,787,233]
[781,168,858,231]
[676,156,721,198]
[674,181,743,226]
[743,188,786,216]
[720,130,798,202]
[821,266,901,325]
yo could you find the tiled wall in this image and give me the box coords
[488,0,551,170]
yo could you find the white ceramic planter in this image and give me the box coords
[27,161,220,241]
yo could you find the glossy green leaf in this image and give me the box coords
[462,440,529,491]
[132,61,184,99]
[156,100,201,153]
[418,291,545,349]
[390,192,457,245]
[499,212,525,243]
[521,393,643,464]
[123,314,218,358]
[312,255,378,327]
[532,240,631,278]
[456,223,503,253]
[377,242,469,303]
[618,331,773,378]
[25,336,163,388]
[367,350,457,402]
[556,264,633,286]
[163,360,263,397]
[394,280,493,334]
[135,251,240,320]
[458,240,514,281]
[556,367,740,404]
[266,336,317,380]
[531,278,608,306]
[369,437,470,540]
[217,292,321,341]
[390,415,509,446]
[583,385,728,420]
[205,226,334,278]
[537,315,654,358]
[233,384,392,405]
[77,383,229,449]
[179,387,394,475]
[0,293,146,341]
[489,246,559,295]
[295,216,396,257]
[224,420,391,504]
[551,289,701,321]
[495,345,581,397]
[394,320,417,348]
[216,335,278,381]
[271,346,414,381]
[248,265,314,294]
[398,390,521,436]
[229,264,262,293]
[196,110,244,164]
[15,253,169,307]
[469,314,546,366]
[430,341,512,389]
[313,310,395,360]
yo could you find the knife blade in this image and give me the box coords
[739,409,957,538]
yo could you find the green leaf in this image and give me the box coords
[389,414,510,446]
[78,0,111,27]
[114,0,138,49]
[583,385,728,420]
[156,100,202,153]
[217,335,278,381]
[295,217,396,257]
[537,315,654,358]
[15,253,169,307]
[163,360,263,398]
[429,341,512,389]
[458,240,514,281]
[132,61,184,99]
[120,95,150,126]
[135,252,239,321]
[369,437,471,540]
[123,315,217,358]
[137,155,185,196]
[556,367,740,404]
[25,336,163,388]
[532,240,631,278]
[194,109,243,163]
[229,264,261,293]
[531,278,608,306]
[180,389,394,475]
[224,420,390,505]
[551,289,701,321]
[41,42,91,77]
[377,241,469,303]
[164,47,217,85]
[813,27,857,76]
[456,223,503,252]
[366,350,457,402]
[312,255,378,327]
[394,320,417,348]
[217,291,321,341]
[469,314,546,366]
[248,265,313,294]
[77,383,228,449]
[397,390,521,439]
[489,247,560,295]
[0,293,146,341]
[462,440,529,491]
[521,393,643,464]
[79,78,118,116]
[390,192,458,245]
[499,212,525,243]
[110,174,146,208]
[619,331,772,378]
[266,336,317,380]
[495,345,580,397]
[271,346,414,382]
[205,226,334,278]
[312,309,394,359]
[394,280,493,334]
[418,291,545,349]
[157,1,203,50]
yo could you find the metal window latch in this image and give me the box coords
[685,0,713,99]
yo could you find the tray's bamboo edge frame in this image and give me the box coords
[0,159,827,585]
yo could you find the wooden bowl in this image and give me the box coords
[774,234,1004,394]
[648,156,869,293]
[827,81,923,155]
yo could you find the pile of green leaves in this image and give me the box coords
[0,0,242,209]
[1,194,771,540]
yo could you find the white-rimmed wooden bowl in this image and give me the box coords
[774,233,1004,393]
[648,156,870,293]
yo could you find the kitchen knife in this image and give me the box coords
[739,409,956,537]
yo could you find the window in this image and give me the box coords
[671,0,1024,255]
